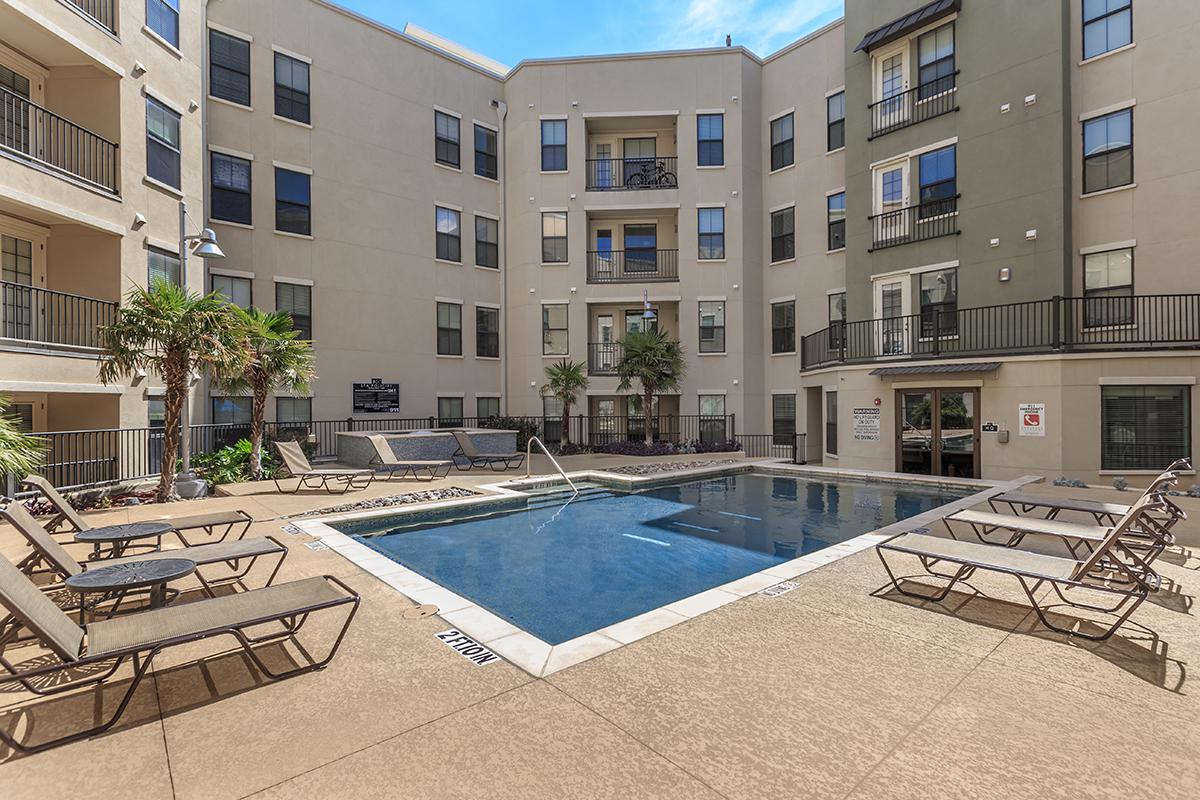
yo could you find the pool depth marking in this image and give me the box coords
[435,630,502,665]
[719,511,763,521]
[622,533,670,547]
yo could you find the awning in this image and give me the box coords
[853,0,961,53]
[869,361,1000,377]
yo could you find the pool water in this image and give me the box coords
[340,473,969,644]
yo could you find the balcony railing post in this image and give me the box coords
[1051,295,1063,350]
[931,310,941,356]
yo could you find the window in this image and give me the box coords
[698,301,725,353]
[146,97,181,189]
[434,111,460,168]
[542,396,564,444]
[1084,0,1133,60]
[1084,247,1134,327]
[212,396,251,425]
[276,397,312,424]
[476,306,500,358]
[828,292,847,349]
[147,246,180,287]
[772,394,796,446]
[698,207,725,260]
[770,207,795,262]
[697,113,724,166]
[825,392,838,456]
[211,152,252,225]
[542,303,568,355]
[438,397,464,428]
[436,206,461,262]
[919,268,958,338]
[1101,385,1189,470]
[274,52,310,124]
[771,300,795,354]
[210,29,251,106]
[827,192,846,251]
[826,92,845,151]
[474,124,497,179]
[436,302,462,356]
[541,119,567,172]
[918,145,956,214]
[770,113,794,171]
[146,0,179,48]
[1083,109,1133,194]
[917,23,955,97]
[212,274,251,308]
[148,399,165,429]
[477,397,500,419]
[276,282,312,340]
[275,168,311,235]
[698,395,727,442]
[475,215,499,268]
[542,211,567,263]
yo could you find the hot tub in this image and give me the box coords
[336,428,519,468]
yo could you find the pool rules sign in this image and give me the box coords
[1019,403,1046,437]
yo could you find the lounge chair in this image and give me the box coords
[21,474,254,546]
[1,501,287,598]
[450,430,526,472]
[366,435,453,481]
[876,494,1165,641]
[273,440,375,493]
[0,551,358,753]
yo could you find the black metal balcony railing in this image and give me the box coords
[586,157,678,191]
[587,342,623,375]
[64,0,118,33]
[868,72,959,139]
[0,280,117,349]
[0,86,119,194]
[800,294,1200,370]
[869,195,960,251]
[587,249,679,283]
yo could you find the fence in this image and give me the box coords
[1,280,118,348]
[0,85,120,194]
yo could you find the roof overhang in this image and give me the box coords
[869,361,1000,377]
[853,0,961,53]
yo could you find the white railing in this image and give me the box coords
[525,436,578,495]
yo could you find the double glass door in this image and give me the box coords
[896,388,979,478]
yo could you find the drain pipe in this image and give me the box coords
[492,99,508,412]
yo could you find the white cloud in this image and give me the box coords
[652,0,842,56]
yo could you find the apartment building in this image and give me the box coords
[4,0,1198,485]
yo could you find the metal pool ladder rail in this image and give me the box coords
[526,437,579,495]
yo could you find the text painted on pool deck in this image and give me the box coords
[436,629,502,665]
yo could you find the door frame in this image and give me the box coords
[893,387,981,478]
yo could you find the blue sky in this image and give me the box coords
[338,0,845,68]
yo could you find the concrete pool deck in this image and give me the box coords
[2,452,1198,799]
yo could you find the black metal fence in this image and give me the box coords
[868,195,960,251]
[586,249,679,283]
[0,85,120,194]
[1,280,118,348]
[585,156,678,190]
[868,72,958,139]
[65,0,117,32]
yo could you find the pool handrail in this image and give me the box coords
[526,437,579,495]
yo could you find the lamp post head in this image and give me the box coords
[191,228,224,259]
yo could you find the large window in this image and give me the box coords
[436,301,462,356]
[212,396,251,425]
[211,152,252,225]
[146,97,181,189]
[826,92,845,151]
[436,206,461,262]
[275,168,311,235]
[434,111,460,168]
[146,0,180,48]
[918,145,956,214]
[542,211,567,263]
[1084,247,1134,327]
[917,23,955,97]
[276,282,312,340]
[542,303,568,355]
[1083,108,1132,194]
[274,52,310,124]
[827,192,846,251]
[210,29,251,106]
[1084,0,1133,60]
[698,207,725,260]
[699,301,725,353]
[825,392,838,456]
[276,397,312,424]
[770,207,795,262]
[770,113,794,171]
[541,119,567,172]
[698,394,727,442]
[772,394,796,446]
[475,215,499,268]
[476,306,500,358]
[477,397,500,419]
[437,397,464,428]
[697,113,724,167]
[148,246,180,287]
[474,124,497,179]
[212,274,251,308]
[1101,385,1190,470]
[771,300,795,354]
[919,268,958,338]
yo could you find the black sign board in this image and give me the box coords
[981,422,999,432]
[352,378,400,414]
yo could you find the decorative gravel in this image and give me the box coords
[287,487,479,518]
[602,459,741,476]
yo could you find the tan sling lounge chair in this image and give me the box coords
[450,430,526,472]
[366,435,453,481]
[273,440,375,493]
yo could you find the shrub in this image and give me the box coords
[593,440,678,457]
[1112,477,1129,491]
[692,439,743,454]
[478,415,540,448]
[1052,476,1089,488]
[556,442,589,456]
[190,438,280,488]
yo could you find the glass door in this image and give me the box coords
[0,63,32,156]
[877,279,908,356]
[623,223,657,274]
[1,234,34,340]
[594,228,614,279]
[876,46,909,129]
[622,137,655,186]
[895,388,979,478]
[937,390,977,478]
[898,391,934,475]
[593,143,612,188]
[595,314,615,370]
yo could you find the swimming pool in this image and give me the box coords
[337,472,971,645]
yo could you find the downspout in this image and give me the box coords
[493,98,508,412]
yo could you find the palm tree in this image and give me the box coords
[99,283,240,501]
[215,307,315,480]
[616,328,687,445]
[0,395,42,478]
[541,359,588,447]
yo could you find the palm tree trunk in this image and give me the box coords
[158,356,187,502]
[644,387,654,446]
[561,402,571,447]
[249,382,267,481]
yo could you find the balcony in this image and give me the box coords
[585,157,678,191]
[586,249,678,284]
[1,281,117,350]
[62,0,117,33]
[587,342,623,375]
[868,73,959,139]
[868,196,959,251]
[0,86,120,195]
[800,294,1200,370]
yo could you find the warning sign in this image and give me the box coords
[852,407,881,441]
[1018,403,1045,437]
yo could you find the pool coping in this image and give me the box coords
[291,462,1042,677]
